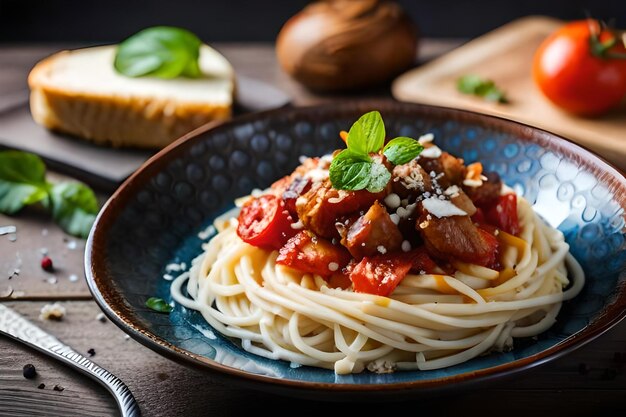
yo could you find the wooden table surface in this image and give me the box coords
[1,41,625,417]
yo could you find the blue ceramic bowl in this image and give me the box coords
[86,100,626,399]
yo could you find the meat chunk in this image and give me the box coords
[449,188,477,217]
[296,180,386,239]
[391,160,433,199]
[463,172,502,208]
[416,211,498,267]
[340,201,403,259]
[276,231,351,277]
[282,176,311,217]
[418,152,466,188]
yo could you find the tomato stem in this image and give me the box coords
[589,23,626,60]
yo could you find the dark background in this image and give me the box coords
[0,0,624,43]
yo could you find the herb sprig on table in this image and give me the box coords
[329,111,424,193]
[457,74,508,103]
[0,151,99,238]
[114,26,203,79]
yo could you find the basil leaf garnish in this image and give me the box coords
[367,162,392,193]
[329,112,424,193]
[383,137,424,165]
[145,297,174,313]
[114,26,202,79]
[329,150,372,191]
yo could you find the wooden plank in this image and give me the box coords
[0,172,107,300]
[1,301,625,416]
[392,16,626,172]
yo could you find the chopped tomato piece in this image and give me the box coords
[350,253,413,297]
[237,195,296,250]
[471,207,486,224]
[276,231,351,277]
[407,247,438,274]
[485,194,520,236]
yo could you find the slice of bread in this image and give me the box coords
[28,44,234,148]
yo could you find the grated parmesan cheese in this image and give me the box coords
[418,133,435,145]
[420,146,442,159]
[304,168,329,182]
[422,197,467,218]
[383,193,401,209]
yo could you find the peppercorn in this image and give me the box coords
[22,364,37,379]
[41,256,53,272]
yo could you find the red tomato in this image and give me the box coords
[407,247,438,274]
[533,19,626,116]
[485,194,520,236]
[276,231,351,277]
[350,253,413,297]
[236,195,296,250]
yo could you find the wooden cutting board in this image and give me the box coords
[392,16,626,172]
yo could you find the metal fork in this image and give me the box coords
[0,303,140,417]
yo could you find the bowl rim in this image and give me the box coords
[85,99,626,395]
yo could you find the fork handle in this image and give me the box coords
[0,304,140,417]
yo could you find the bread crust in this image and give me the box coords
[28,49,232,149]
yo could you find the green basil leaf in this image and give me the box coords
[383,137,424,165]
[329,150,372,191]
[366,162,391,193]
[457,74,485,94]
[114,26,202,79]
[457,74,508,104]
[50,182,99,238]
[145,297,173,313]
[345,111,386,155]
[0,151,49,214]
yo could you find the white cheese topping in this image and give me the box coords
[418,133,435,145]
[328,262,339,272]
[384,193,401,209]
[444,185,460,197]
[422,197,467,218]
[420,146,443,159]
[304,168,329,183]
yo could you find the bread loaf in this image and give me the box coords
[28,45,234,148]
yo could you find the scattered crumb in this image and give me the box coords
[96,313,106,323]
[87,348,96,357]
[40,247,49,256]
[37,383,45,389]
[68,274,79,283]
[124,335,131,340]
[39,303,66,321]
[53,385,64,392]
[66,240,77,250]
[46,276,58,285]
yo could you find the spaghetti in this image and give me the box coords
[171,197,584,374]
[171,112,584,374]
